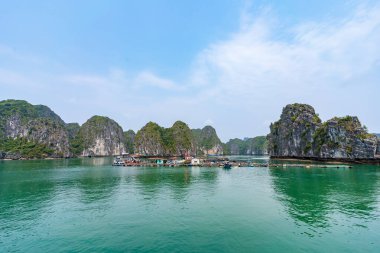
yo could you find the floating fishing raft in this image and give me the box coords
[112,156,352,168]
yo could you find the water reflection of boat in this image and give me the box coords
[112,156,125,166]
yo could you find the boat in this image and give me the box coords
[223,162,232,169]
[112,156,125,166]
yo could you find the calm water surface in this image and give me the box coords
[1,157,380,252]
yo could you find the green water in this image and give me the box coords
[1,157,380,252]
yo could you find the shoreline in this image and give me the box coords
[2,155,380,165]
[270,156,380,165]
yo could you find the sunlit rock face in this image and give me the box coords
[78,116,126,157]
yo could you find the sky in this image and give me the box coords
[1,0,380,141]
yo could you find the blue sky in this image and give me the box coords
[1,0,380,141]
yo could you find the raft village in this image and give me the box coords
[111,154,354,169]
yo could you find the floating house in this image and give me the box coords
[191,158,201,166]
[156,159,165,165]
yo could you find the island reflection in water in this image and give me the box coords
[270,164,380,229]
[1,157,380,252]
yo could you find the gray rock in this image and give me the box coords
[268,104,377,159]
[192,126,224,156]
[4,152,21,160]
[267,104,321,157]
[0,100,71,158]
[316,117,377,159]
[78,116,126,157]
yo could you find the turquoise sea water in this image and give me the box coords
[1,157,380,252]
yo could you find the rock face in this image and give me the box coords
[66,123,80,140]
[225,136,268,155]
[26,119,71,157]
[134,122,165,156]
[267,104,377,159]
[314,117,377,159]
[192,126,223,155]
[267,104,321,157]
[224,138,244,155]
[75,116,126,156]
[170,121,194,156]
[124,130,136,154]
[134,121,194,156]
[374,134,380,156]
[0,99,71,158]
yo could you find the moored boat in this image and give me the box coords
[223,162,232,169]
[112,156,125,166]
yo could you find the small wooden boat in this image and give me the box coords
[223,162,232,169]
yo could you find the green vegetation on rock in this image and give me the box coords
[124,130,136,154]
[170,121,193,155]
[0,99,70,158]
[66,123,80,140]
[0,137,54,159]
[191,126,223,155]
[135,121,193,156]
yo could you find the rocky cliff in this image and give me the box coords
[170,121,194,156]
[134,122,164,156]
[375,134,380,156]
[74,116,126,157]
[225,136,268,155]
[0,99,71,158]
[134,121,194,156]
[313,117,377,159]
[192,126,223,155]
[267,104,377,160]
[66,123,80,140]
[124,130,136,154]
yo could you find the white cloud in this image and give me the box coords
[0,44,44,64]
[0,69,39,88]
[134,71,182,91]
[64,69,182,92]
[204,119,214,126]
[189,4,380,102]
[65,74,109,87]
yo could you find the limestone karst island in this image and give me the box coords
[2,1,380,253]
[1,100,378,165]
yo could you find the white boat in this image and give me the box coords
[112,156,125,166]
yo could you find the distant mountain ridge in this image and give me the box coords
[0,99,229,159]
[191,126,224,156]
[3,99,376,160]
[224,136,268,155]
